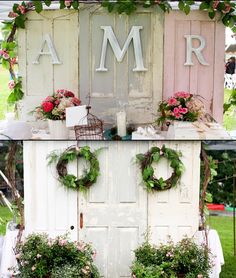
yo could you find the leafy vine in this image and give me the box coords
[1,0,235,104]
[47,145,102,191]
[136,145,184,191]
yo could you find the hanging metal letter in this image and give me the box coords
[184,35,209,66]
[96,26,147,72]
[33,34,61,65]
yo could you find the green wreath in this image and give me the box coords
[47,146,101,191]
[136,145,184,191]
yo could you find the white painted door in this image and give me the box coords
[23,141,78,240]
[79,5,163,124]
[77,142,148,278]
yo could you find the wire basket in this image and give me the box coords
[74,106,104,140]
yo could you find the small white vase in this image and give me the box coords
[48,120,69,139]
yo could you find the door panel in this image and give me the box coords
[79,6,163,124]
[78,142,148,278]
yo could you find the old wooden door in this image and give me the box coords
[77,142,148,278]
[79,5,163,125]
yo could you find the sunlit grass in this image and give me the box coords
[208,215,236,278]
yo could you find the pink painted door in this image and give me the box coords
[163,11,225,123]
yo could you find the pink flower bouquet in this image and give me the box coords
[34,89,81,120]
[157,92,204,125]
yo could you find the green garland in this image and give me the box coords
[1,0,235,105]
[136,145,184,191]
[47,146,101,191]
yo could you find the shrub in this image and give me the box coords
[131,237,212,278]
[14,233,100,278]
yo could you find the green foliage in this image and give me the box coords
[131,237,212,278]
[224,89,236,114]
[47,146,101,191]
[136,145,184,191]
[205,148,236,206]
[7,78,24,104]
[15,233,100,278]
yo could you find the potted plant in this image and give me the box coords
[156,92,205,134]
[13,233,100,278]
[131,237,212,278]
[34,89,81,139]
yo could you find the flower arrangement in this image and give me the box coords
[14,233,100,278]
[156,92,205,125]
[131,237,212,278]
[34,89,81,121]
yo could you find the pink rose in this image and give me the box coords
[212,0,220,10]
[174,113,183,119]
[8,80,15,90]
[174,91,191,99]
[168,97,178,106]
[179,107,188,114]
[42,101,54,113]
[44,96,54,102]
[72,97,81,106]
[173,107,179,114]
[64,90,75,98]
[1,51,10,60]
[8,12,18,18]
[17,5,27,14]
[65,0,72,7]
[223,3,232,14]
[54,99,60,105]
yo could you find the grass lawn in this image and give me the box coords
[0,65,13,120]
[208,215,236,278]
[0,205,13,235]
[223,88,236,131]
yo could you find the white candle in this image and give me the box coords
[116,111,126,137]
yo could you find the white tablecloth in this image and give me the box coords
[194,229,224,278]
[0,230,19,278]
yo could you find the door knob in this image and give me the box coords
[80,213,84,229]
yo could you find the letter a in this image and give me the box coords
[33,34,61,65]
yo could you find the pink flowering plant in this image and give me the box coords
[14,233,100,278]
[34,89,81,121]
[156,92,204,126]
[131,237,212,278]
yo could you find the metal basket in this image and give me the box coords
[74,106,104,140]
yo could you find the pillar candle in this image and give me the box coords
[116,111,126,137]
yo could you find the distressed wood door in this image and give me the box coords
[77,142,148,278]
[23,141,78,240]
[79,5,163,125]
[163,11,225,123]
[148,141,201,245]
[18,10,79,121]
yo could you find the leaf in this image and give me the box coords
[184,5,191,15]
[136,154,145,162]
[44,0,52,7]
[143,166,154,181]
[32,0,43,13]
[152,152,160,162]
[72,0,79,10]
[208,10,216,19]
[15,15,26,29]
[199,2,209,10]
[178,1,185,11]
